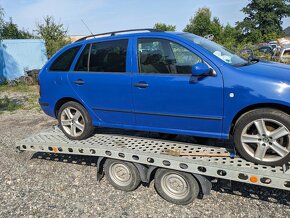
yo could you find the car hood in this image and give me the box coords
[237,61,290,82]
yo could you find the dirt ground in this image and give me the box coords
[0,108,289,218]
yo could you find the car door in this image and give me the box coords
[68,38,134,126]
[132,37,224,138]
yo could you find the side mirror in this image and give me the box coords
[191,63,211,76]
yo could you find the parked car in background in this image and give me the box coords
[273,46,290,63]
[239,48,254,59]
[257,45,274,55]
[38,29,290,166]
[269,41,278,51]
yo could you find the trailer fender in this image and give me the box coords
[193,174,212,196]
[96,157,106,182]
[133,163,157,184]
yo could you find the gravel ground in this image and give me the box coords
[0,109,289,218]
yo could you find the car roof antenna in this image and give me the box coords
[81,19,95,38]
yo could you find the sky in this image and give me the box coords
[1,0,290,36]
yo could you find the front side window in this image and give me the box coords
[138,38,202,74]
[89,40,128,73]
[50,46,81,71]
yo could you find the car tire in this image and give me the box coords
[58,101,94,140]
[104,159,141,192]
[234,108,290,166]
[154,168,199,205]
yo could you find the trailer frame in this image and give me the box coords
[16,126,290,202]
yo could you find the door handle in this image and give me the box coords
[74,79,85,85]
[134,83,149,88]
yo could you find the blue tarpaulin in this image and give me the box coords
[0,39,48,83]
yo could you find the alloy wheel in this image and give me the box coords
[60,107,85,137]
[241,118,290,162]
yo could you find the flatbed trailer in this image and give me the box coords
[16,126,290,205]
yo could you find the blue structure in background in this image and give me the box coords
[0,39,48,83]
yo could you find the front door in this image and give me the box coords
[132,37,224,138]
[68,39,134,126]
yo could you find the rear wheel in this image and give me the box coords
[58,101,94,140]
[104,159,141,192]
[234,109,290,166]
[154,168,199,205]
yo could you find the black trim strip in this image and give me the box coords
[93,108,223,120]
[39,101,49,107]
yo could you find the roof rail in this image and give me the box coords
[75,28,163,42]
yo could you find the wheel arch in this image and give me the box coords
[230,103,290,135]
[54,97,84,117]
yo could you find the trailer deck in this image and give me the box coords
[16,126,290,192]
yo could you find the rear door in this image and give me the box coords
[68,38,134,126]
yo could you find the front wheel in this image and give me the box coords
[234,109,290,166]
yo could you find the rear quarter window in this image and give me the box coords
[49,46,81,71]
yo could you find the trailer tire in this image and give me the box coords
[104,159,141,192]
[154,168,199,205]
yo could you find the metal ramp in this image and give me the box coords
[16,127,290,191]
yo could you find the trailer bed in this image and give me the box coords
[16,126,290,191]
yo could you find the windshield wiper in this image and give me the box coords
[234,57,260,67]
[248,56,260,64]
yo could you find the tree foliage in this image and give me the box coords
[183,7,212,37]
[153,23,176,31]
[2,18,32,39]
[236,0,290,43]
[35,16,70,58]
[0,7,32,39]
[183,7,242,47]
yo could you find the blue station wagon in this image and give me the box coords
[38,29,290,166]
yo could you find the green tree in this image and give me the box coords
[36,16,70,58]
[219,24,242,49]
[236,0,290,43]
[183,7,228,43]
[209,17,223,42]
[183,7,212,37]
[2,17,32,39]
[153,23,176,31]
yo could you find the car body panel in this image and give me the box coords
[130,36,224,138]
[67,37,135,126]
[39,31,290,140]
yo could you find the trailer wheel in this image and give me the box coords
[154,169,199,205]
[104,159,141,192]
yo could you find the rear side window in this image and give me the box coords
[75,44,91,71]
[50,46,81,71]
[89,40,128,73]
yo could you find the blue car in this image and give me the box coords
[38,29,290,166]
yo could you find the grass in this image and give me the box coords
[0,84,40,113]
[0,83,36,93]
[26,94,41,111]
[0,96,23,112]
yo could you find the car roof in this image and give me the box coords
[73,31,185,45]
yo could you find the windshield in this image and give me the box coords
[179,33,248,67]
